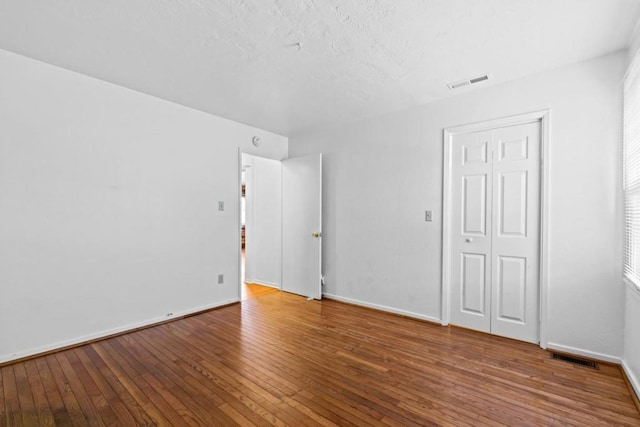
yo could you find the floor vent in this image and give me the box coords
[551,353,599,369]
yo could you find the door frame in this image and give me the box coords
[441,110,550,348]
[238,149,243,302]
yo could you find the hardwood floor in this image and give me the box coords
[242,282,279,300]
[240,249,279,301]
[2,290,639,426]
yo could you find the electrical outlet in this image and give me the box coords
[218,274,224,284]
[425,210,433,222]
[218,201,224,212]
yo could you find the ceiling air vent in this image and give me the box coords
[447,74,490,90]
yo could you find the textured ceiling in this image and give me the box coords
[0,0,639,136]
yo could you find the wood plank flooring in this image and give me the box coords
[2,288,639,426]
[241,282,279,300]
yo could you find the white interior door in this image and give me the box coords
[449,130,493,333]
[448,121,540,343]
[490,123,540,343]
[282,153,322,299]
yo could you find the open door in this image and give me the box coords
[282,153,322,299]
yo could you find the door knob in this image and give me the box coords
[312,232,322,238]
[465,238,473,243]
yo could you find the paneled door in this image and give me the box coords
[448,121,541,344]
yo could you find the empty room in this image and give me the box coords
[2,0,640,425]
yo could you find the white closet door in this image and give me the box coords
[449,130,493,333]
[490,122,540,343]
[449,121,541,344]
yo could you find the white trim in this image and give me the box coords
[444,112,544,135]
[324,293,441,324]
[318,154,323,300]
[546,342,621,365]
[243,279,281,289]
[238,148,243,302]
[0,299,238,364]
[441,132,452,326]
[539,111,551,349]
[441,110,550,348]
[622,359,640,401]
[625,276,640,299]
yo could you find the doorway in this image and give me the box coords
[442,111,549,345]
[240,153,282,300]
[238,152,324,301]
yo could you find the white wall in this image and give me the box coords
[243,154,282,287]
[0,49,287,363]
[290,52,626,359]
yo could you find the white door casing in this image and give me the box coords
[282,153,323,299]
[443,112,548,345]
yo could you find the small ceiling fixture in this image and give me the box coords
[252,136,261,147]
[447,74,490,90]
[285,42,303,50]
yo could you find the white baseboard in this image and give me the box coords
[244,279,280,289]
[0,298,238,364]
[322,293,441,324]
[546,342,621,364]
[622,359,640,401]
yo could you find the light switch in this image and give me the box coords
[218,201,224,211]
[425,210,432,222]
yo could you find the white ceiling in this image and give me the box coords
[0,0,639,136]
